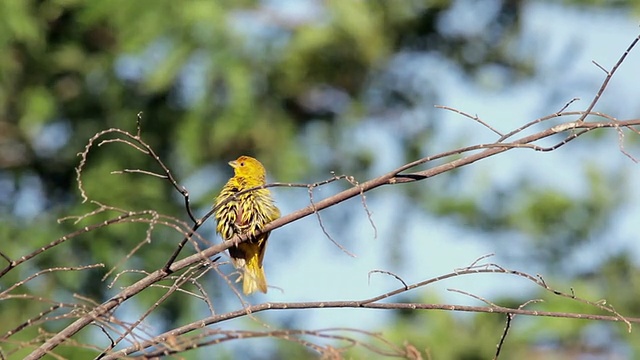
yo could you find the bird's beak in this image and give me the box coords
[228,160,238,168]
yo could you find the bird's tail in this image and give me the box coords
[242,250,267,294]
[230,241,268,295]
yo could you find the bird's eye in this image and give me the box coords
[240,162,245,166]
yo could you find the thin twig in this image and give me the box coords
[368,269,408,289]
[577,34,640,122]
[307,185,356,258]
[494,314,512,360]
[435,105,504,136]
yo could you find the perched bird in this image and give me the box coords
[214,156,280,294]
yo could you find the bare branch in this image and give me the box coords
[556,97,580,114]
[435,105,504,136]
[308,184,356,258]
[0,264,104,298]
[345,175,378,240]
[110,169,168,179]
[494,313,512,360]
[0,211,145,279]
[577,34,640,122]
[368,270,408,289]
[447,289,500,308]
[493,299,542,360]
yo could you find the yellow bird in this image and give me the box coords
[214,156,280,294]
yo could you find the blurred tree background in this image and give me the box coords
[1,0,640,359]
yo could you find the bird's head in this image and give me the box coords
[229,156,267,184]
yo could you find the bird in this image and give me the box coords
[213,156,280,294]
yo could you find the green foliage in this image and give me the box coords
[0,1,638,358]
